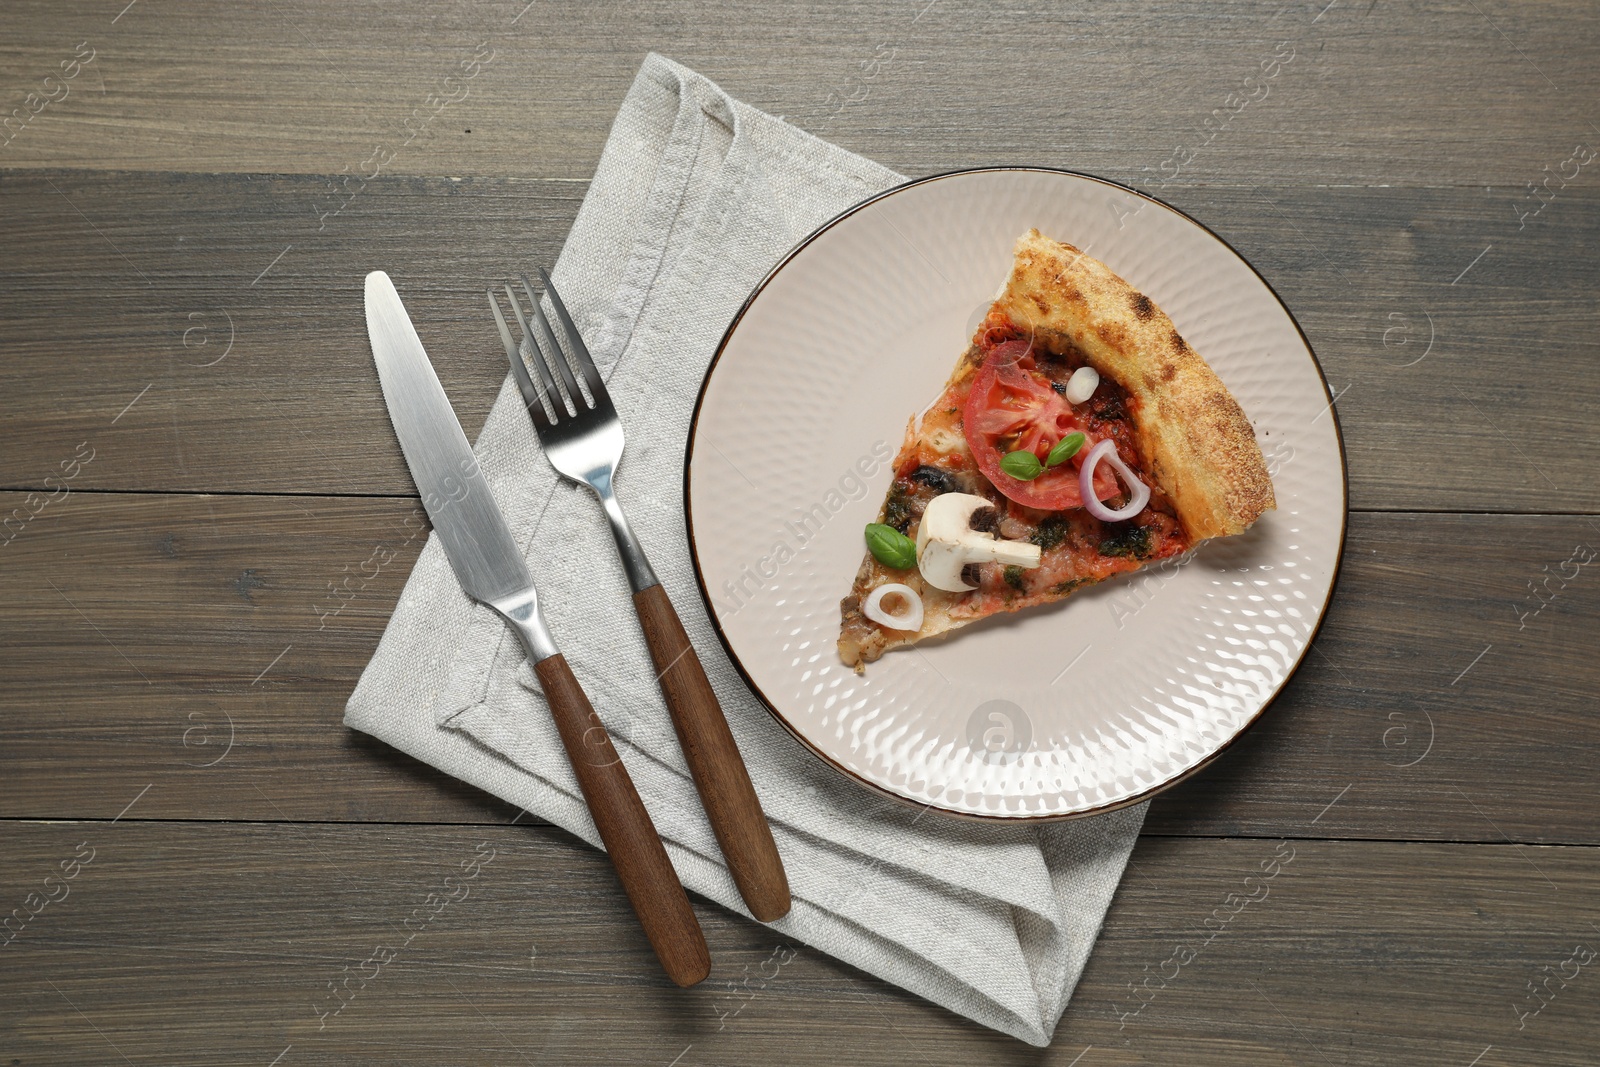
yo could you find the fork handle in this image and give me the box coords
[531,652,711,987]
[632,584,792,922]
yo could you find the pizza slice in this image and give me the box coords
[837,229,1275,669]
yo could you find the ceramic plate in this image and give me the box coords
[685,168,1346,820]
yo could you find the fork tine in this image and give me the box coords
[521,275,588,411]
[503,281,571,420]
[488,288,554,429]
[536,267,605,403]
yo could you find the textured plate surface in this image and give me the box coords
[686,168,1346,820]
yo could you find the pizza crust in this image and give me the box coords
[995,230,1275,541]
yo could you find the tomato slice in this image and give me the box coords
[962,341,1119,510]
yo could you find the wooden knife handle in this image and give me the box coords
[632,584,792,922]
[532,653,711,987]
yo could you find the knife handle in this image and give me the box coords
[632,584,792,923]
[532,652,711,988]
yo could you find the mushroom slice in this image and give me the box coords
[915,492,1042,592]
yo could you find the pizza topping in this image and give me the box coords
[1064,366,1100,404]
[999,450,1044,480]
[881,461,976,533]
[916,492,1042,592]
[1079,438,1152,522]
[862,583,924,631]
[908,464,962,494]
[1003,432,1083,480]
[1098,524,1153,559]
[962,341,1120,509]
[1028,514,1070,551]
[882,481,916,532]
[1045,431,1087,468]
[863,523,917,569]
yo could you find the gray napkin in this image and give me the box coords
[345,53,1145,1046]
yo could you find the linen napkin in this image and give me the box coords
[345,52,1146,1047]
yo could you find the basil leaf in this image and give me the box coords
[864,523,917,569]
[999,450,1043,480]
[1046,432,1086,467]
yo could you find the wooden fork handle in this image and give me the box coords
[632,584,792,922]
[532,653,711,987]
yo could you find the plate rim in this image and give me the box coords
[682,165,1350,822]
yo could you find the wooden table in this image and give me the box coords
[3,2,1596,1063]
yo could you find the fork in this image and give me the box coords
[490,271,791,923]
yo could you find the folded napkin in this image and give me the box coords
[345,53,1145,1046]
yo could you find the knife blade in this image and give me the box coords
[364,270,709,987]
[366,273,536,609]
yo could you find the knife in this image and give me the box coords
[364,270,710,988]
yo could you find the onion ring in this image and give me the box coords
[1079,438,1151,522]
[862,583,924,631]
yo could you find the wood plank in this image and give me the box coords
[1,0,1597,186]
[0,171,585,501]
[0,490,514,827]
[2,491,1596,844]
[1,171,1596,510]
[0,821,1593,1065]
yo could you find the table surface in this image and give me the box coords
[3,2,1597,1064]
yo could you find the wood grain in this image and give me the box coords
[1,491,1595,845]
[634,583,791,922]
[0,0,1597,184]
[0,820,1594,1066]
[0,171,1596,509]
